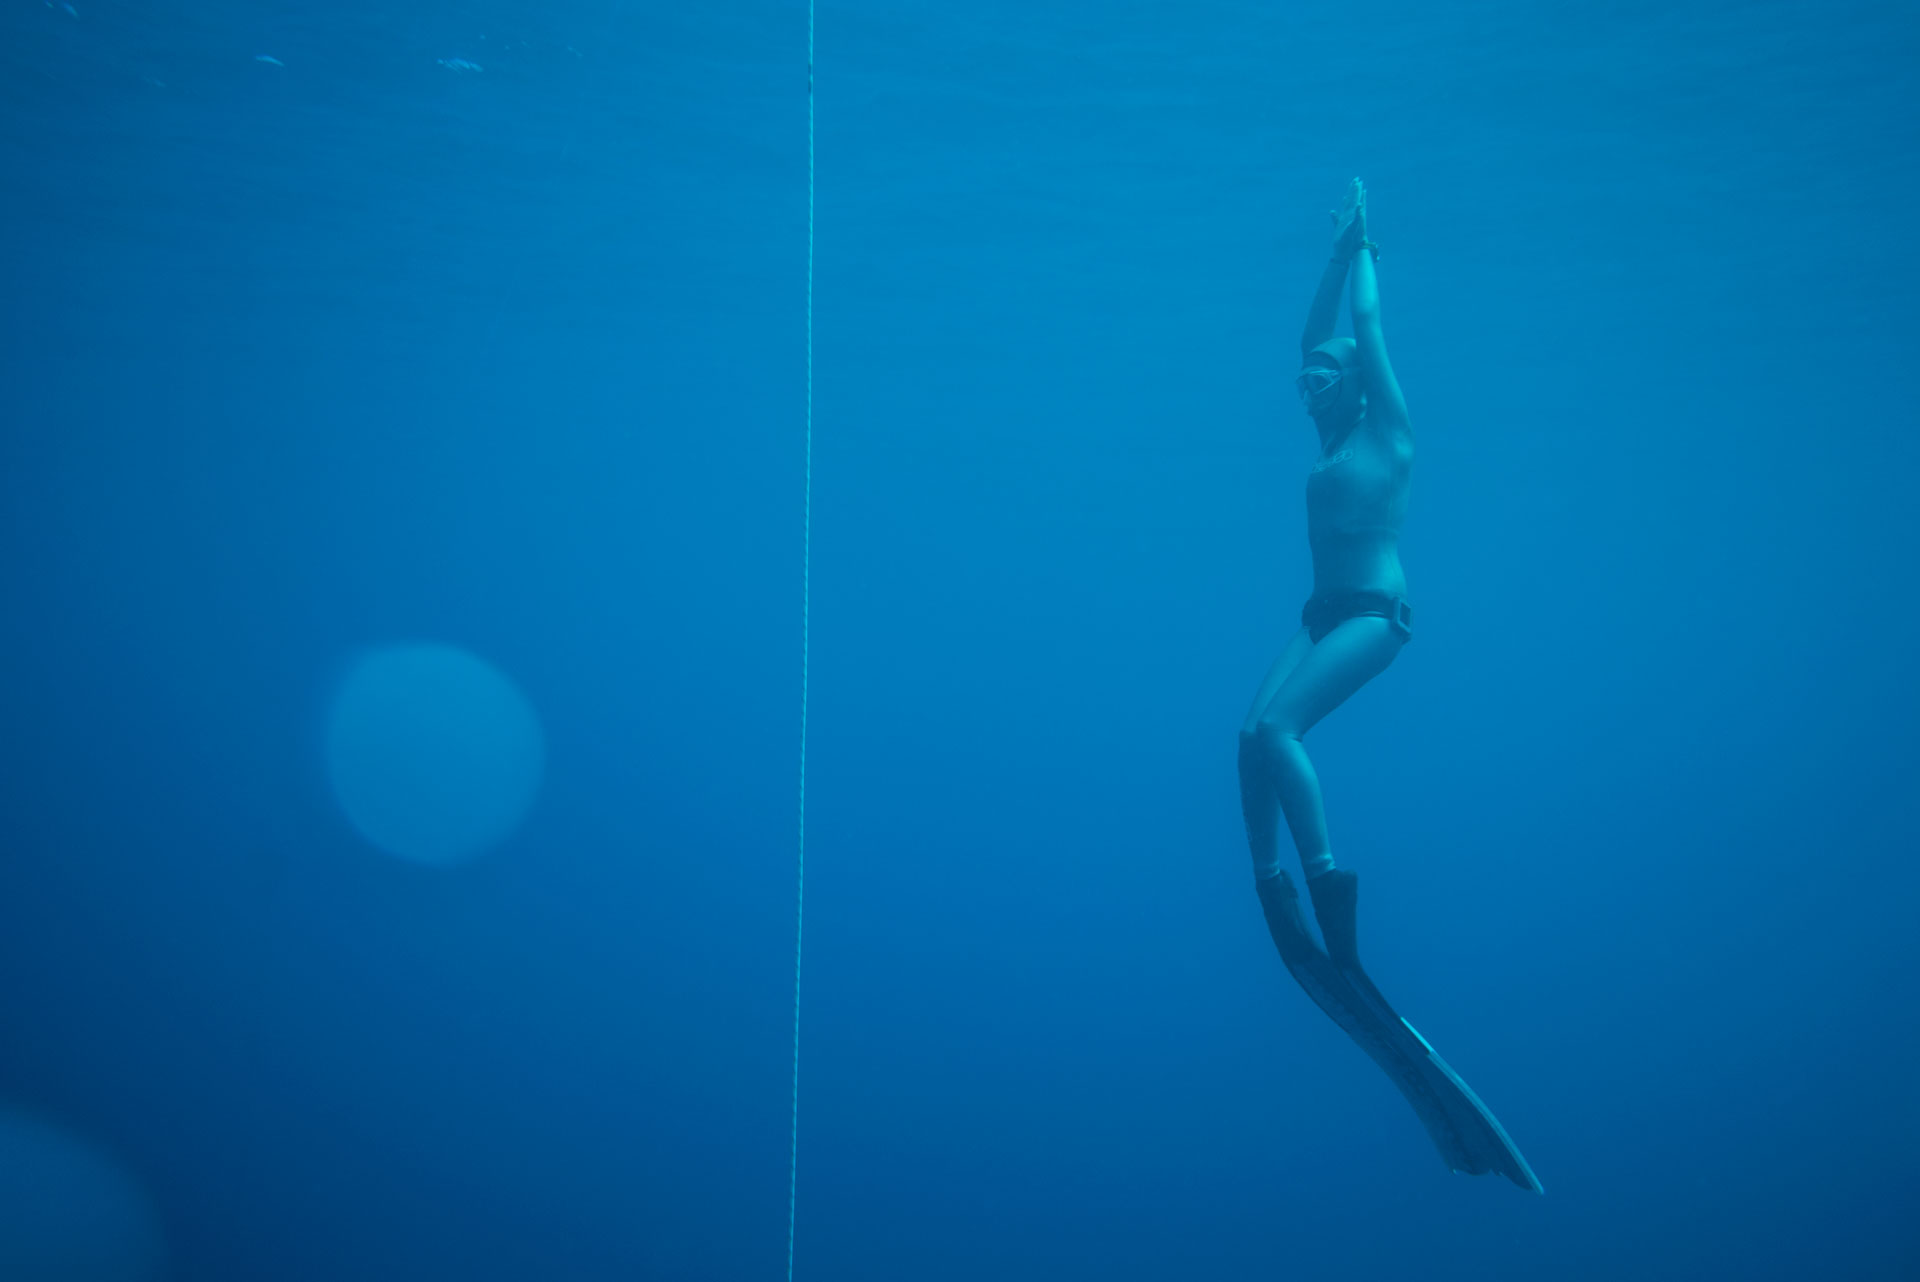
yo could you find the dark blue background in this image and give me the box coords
[3,1,1916,1278]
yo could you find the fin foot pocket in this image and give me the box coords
[1307,868,1360,967]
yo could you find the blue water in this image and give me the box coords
[3,1,1917,1278]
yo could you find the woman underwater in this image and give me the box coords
[1236,179,1541,1190]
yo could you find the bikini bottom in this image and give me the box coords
[1301,590,1413,645]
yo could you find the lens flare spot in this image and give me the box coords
[325,642,545,865]
[0,1107,165,1282]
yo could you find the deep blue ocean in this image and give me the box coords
[4,1,1917,1278]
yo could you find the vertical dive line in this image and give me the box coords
[788,3,814,1281]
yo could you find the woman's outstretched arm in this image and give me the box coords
[1350,245,1410,429]
[1300,254,1350,360]
[1302,179,1367,359]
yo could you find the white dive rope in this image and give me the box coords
[787,4,814,1280]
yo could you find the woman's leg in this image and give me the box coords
[1238,627,1314,880]
[1245,616,1405,881]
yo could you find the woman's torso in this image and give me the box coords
[1305,413,1413,597]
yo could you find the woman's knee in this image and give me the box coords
[1251,714,1304,760]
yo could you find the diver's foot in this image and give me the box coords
[1308,868,1360,969]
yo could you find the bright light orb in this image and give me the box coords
[0,1107,165,1282]
[325,642,546,865]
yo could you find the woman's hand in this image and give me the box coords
[1330,177,1368,259]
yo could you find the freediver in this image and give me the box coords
[1235,177,1540,1189]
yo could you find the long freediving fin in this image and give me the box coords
[1255,872,1479,1173]
[1306,870,1543,1193]
[1255,870,1542,1192]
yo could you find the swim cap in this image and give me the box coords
[1304,336,1358,373]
